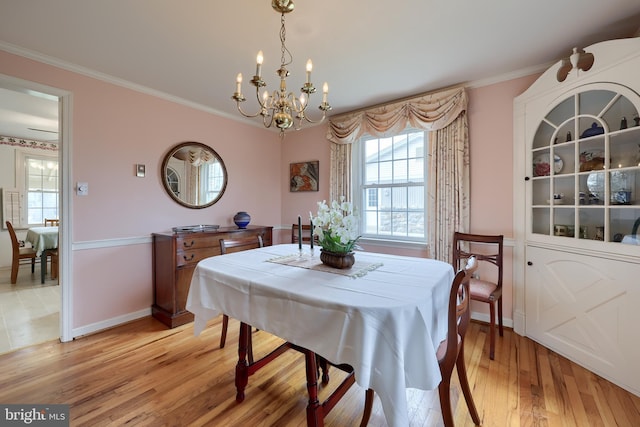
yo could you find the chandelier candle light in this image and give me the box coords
[232,0,331,134]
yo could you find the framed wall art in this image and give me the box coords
[290,160,319,192]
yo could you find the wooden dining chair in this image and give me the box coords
[360,258,481,427]
[219,235,263,255]
[44,218,59,226]
[218,235,264,363]
[6,221,37,284]
[453,231,504,360]
[436,257,481,426]
[291,223,314,243]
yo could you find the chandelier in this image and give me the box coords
[231,0,331,134]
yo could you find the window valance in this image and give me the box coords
[326,86,467,144]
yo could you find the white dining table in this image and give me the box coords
[186,244,454,427]
[25,226,58,283]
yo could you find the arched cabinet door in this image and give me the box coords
[528,83,640,244]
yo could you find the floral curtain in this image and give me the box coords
[329,142,351,203]
[428,114,469,262]
[326,86,469,260]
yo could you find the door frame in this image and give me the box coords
[0,73,73,342]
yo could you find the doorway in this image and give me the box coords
[0,74,71,348]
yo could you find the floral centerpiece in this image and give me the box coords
[310,197,360,269]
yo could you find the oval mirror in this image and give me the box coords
[161,142,227,208]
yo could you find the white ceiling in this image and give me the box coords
[1,0,640,140]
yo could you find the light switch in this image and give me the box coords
[77,182,88,196]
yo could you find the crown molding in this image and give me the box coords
[466,62,552,89]
[0,41,260,127]
[2,40,552,120]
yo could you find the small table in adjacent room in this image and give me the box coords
[187,243,454,427]
[25,226,58,283]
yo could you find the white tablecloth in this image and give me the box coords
[187,244,453,427]
[25,226,58,256]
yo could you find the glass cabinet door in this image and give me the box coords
[530,86,640,244]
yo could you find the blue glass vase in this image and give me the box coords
[233,211,251,229]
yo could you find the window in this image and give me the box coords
[166,167,180,196]
[15,150,59,226]
[202,160,225,201]
[354,130,427,242]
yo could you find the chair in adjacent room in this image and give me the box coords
[453,231,504,360]
[50,249,59,280]
[6,221,37,284]
[360,258,481,427]
[44,218,60,279]
[44,219,59,279]
[218,235,264,363]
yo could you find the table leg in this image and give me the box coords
[40,249,49,284]
[235,322,250,402]
[304,351,324,427]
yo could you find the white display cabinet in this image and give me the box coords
[513,37,640,397]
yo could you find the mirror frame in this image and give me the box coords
[161,141,228,209]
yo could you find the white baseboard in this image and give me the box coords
[71,308,151,339]
[470,310,513,329]
[513,309,525,335]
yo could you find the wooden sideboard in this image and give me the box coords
[152,225,273,328]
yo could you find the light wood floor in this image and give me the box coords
[0,315,638,426]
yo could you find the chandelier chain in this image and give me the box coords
[280,14,292,68]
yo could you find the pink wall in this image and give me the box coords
[1,50,281,328]
[1,47,543,331]
[67,70,282,241]
[467,76,539,235]
[275,125,331,244]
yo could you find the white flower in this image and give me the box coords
[310,196,360,253]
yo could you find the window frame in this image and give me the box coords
[15,148,59,227]
[352,129,428,245]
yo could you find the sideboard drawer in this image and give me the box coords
[176,247,218,267]
[176,236,218,251]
